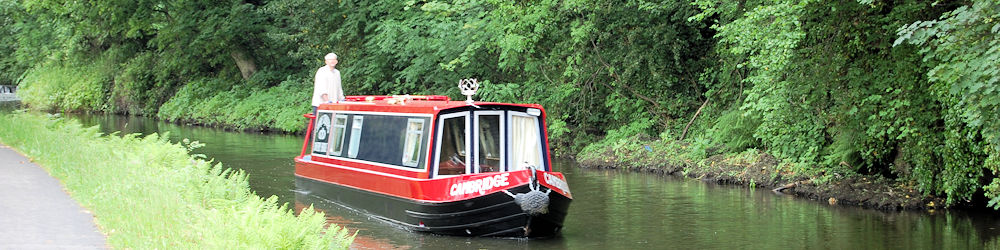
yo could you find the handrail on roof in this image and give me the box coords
[344,95,451,102]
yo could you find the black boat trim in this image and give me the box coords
[405,200,518,219]
[480,226,528,237]
[412,213,527,231]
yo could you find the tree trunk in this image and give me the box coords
[231,49,257,81]
[681,97,710,140]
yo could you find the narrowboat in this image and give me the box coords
[294,79,572,237]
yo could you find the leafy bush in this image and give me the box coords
[158,78,312,133]
[895,0,1000,207]
[157,77,229,124]
[18,61,111,112]
[708,108,761,152]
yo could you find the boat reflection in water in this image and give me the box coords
[294,81,571,238]
[293,193,402,249]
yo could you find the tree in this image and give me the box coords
[0,1,25,85]
[896,0,1000,208]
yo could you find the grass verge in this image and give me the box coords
[0,111,354,249]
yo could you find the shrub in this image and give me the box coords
[17,61,110,112]
[158,78,312,133]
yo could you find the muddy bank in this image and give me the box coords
[576,145,947,211]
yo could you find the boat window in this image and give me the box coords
[331,114,348,156]
[317,113,429,169]
[477,114,502,172]
[450,118,466,157]
[352,115,426,168]
[348,116,364,158]
[312,112,333,155]
[437,115,467,176]
[402,118,425,167]
[509,114,542,171]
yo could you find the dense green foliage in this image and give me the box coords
[894,0,1000,207]
[158,78,311,132]
[693,0,999,208]
[0,112,354,248]
[2,0,999,208]
[0,1,23,85]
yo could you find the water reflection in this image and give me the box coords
[57,112,1000,249]
[562,166,1000,249]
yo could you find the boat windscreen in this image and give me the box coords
[437,116,467,175]
[478,114,502,172]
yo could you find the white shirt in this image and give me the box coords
[313,66,344,107]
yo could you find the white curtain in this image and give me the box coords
[511,115,541,171]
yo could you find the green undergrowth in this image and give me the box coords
[17,61,313,134]
[0,112,354,249]
[577,128,857,188]
[157,78,312,133]
[576,132,941,210]
[17,61,112,112]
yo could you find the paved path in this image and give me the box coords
[0,144,107,249]
[0,93,18,102]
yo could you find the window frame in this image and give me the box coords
[433,112,470,177]
[473,111,505,173]
[311,111,433,173]
[330,114,349,156]
[402,118,426,167]
[347,115,364,158]
[506,111,544,172]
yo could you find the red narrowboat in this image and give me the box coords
[294,80,572,237]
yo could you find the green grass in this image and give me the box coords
[0,112,354,249]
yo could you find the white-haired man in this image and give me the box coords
[312,53,345,114]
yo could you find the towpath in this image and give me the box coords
[0,144,107,249]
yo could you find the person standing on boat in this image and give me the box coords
[312,53,345,114]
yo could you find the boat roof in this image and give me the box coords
[317,95,545,115]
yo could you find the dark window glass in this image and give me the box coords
[478,115,501,172]
[351,115,428,169]
[437,116,467,175]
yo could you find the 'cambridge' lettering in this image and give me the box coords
[544,173,570,195]
[450,173,510,196]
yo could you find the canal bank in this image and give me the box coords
[577,138,949,211]
[0,144,107,249]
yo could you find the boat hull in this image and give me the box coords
[295,175,570,237]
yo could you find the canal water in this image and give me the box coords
[47,112,1000,249]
